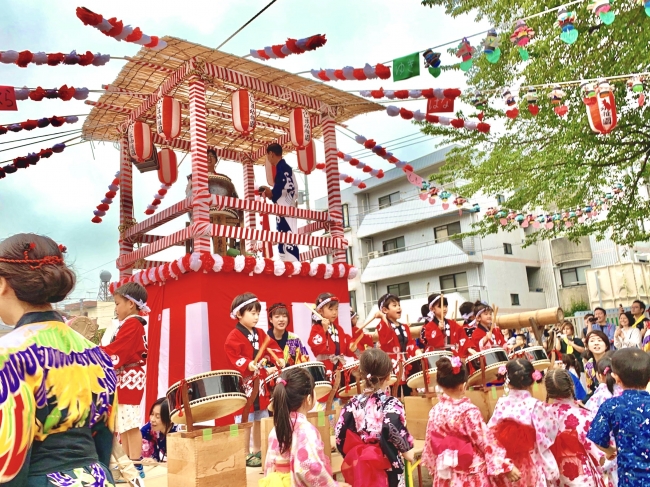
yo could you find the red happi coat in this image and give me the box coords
[351,326,374,358]
[101,315,148,405]
[421,317,469,357]
[376,318,418,361]
[468,324,506,353]
[308,320,354,372]
[224,324,282,410]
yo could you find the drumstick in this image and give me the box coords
[304,302,324,321]
[454,302,458,321]
[267,347,282,367]
[254,335,271,365]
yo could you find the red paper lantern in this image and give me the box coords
[231,89,256,135]
[289,108,311,149]
[128,121,153,162]
[297,139,317,174]
[156,96,181,141]
[157,148,178,185]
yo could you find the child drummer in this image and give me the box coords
[466,301,506,355]
[421,293,468,357]
[349,309,374,358]
[308,293,355,374]
[224,292,284,468]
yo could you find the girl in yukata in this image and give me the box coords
[544,369,608,487]
[584,355,621,413]
[335,348,415,487]
[583,330,611,400]
[263,367,349,487]
[267,303,310,366]
[488,359,559,487]
[140,398,181,463]
[561,354,587,402]
[421,356,519,486]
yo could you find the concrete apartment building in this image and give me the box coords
[315,146,650,320]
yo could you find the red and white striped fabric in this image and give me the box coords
[157,148,178,185]
[289,108,311,149]
[231,89,256,135]
[128,121,153,162]
[156,96,182,141]
[297,139,317,174]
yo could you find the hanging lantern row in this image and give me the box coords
[311,63,391,82]
[76,7,167,50]
[297,139,317,174]
[358,87,461,101]
[0,115,78,135]
[14,85,89,102]
[336,151,385,179]
[385,105,490,133]
[352,134,414,172]
[484,184,625,229]
[145,149,178,216]
[91,171,120,223]
[249,34,327,61]
[0,50,110,68]
[0,143,66,179]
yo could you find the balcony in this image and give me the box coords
[360,237,482,283]
[551,236,592,265]
[357,197,470,238]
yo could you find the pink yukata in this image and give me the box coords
[264,412,340,487]
[421,393,513,487]
[488,388,559,487]
[546,398,609,487]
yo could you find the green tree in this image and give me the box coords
[419,0,650,246]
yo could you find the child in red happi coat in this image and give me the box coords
[224,292,284,468]
[102,282,149,471]
[466,301,506,356]
[349,309,374,358]
[308,293,355,374]
[421,293,468,356]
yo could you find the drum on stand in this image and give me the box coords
[515,346,551,371]
[337,361,365,398]
[166,370,247,424]
[404,351,453,389]
[265,361,332,401]
[467,348,509,387]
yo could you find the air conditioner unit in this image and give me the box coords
[637,254,649,263]
[367,251,380,260]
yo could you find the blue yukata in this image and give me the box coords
[271,158,299,262]
[587,389,650,486]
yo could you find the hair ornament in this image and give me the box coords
[230,297,258,319]
[450,356,462,374]
[532,370,543,382]
[498,365,507,376]
[268,302,288,317]
[58,244,67,253]
[603,366,611,375]
[0,241,65,270]
[277,378,287,386]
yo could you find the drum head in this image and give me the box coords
[338,380,366,398]
[406,370,438,389]
[467,366,501,387]
[314,382,333,401]
[171,395,247,424]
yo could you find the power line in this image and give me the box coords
[0,130,82,153]
[216,0,279,50]
[347,132,425,155]
[0,128,82,146]
[355,136,434,159]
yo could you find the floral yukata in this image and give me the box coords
[0,311,117,486]
[421,393,513,487]
[335,390,414,487]
[264,412,340,487]
[546,398,608,487]
[140,423,182,462]
[587,389,650,487]
[585,383,623,414]
[488,388,559,487]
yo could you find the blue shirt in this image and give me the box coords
[587,389,650,486]
[590,322,617,347]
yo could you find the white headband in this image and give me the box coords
[461,313,472,320]
[230,298,258,319]
[429,295,442,308]
[351,312,357,320]
[316,297,337,311]
[475,308,489,319]
[124,294,150,313]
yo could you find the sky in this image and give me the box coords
[0,0,487,302]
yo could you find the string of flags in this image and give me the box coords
[91,172,120,223]
[0,143,67,179]
[0,50,110,67]
[0,115,79,135]
[249,34,327,61]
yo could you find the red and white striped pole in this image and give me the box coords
[188,74,211,253]
[321,113,346,264]
[243,160,256,253]
[118,135,134,279]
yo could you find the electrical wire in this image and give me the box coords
[0,131,83,153]
[0,128,82,146]
[347,132,426,155]
[216,0,279,50]
[354,136,435,159]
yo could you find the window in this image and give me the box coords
[349,291,357,312]
[434,222,462,243]
[346,246,353,265]
[378,191,400,209]
[526,266,543,292]
[511,294,520,306]
[387,282,410,298]
[440,272,469,300]
[503,243,513,255]
[496,194,506,205]
[382,236,405,255]
[560,265,590,287]
[342,204,350,228]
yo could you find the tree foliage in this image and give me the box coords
[419,0,650,246]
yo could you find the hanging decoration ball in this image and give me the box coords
[297,138,317,175]
[510,19,535,60]
[548,84,568,117]
[289,108,311,149]
[588,0,616,25]
[456,38,476,72]
[482,28,501,64]
[581,81,597,100]
[128,121,153,162]
[503,88,519,119]
[471,91,488,110]
[627,76,645,107]
[423,49,441,69]
[524,87,540,116]
[156,96,181,141]
[231,89,256,136]
[558,7,579,44]
[157,148,178,185]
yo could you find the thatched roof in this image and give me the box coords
[82,36,383,164]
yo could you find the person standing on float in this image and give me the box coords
[260,143,299,262]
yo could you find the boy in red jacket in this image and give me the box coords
[308,293,354,374]
[102,282,149,473]
[466,301,505,355]
[420,293,469,357]
[224,292,283,467]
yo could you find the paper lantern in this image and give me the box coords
[157,148,178,185]
[128,121,153,162]
[231,89,256,135]
[289,108,311,149]
[297,139,317,174]
[585,83,617,135]
[156,96,181,141]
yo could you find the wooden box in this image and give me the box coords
[403,396,437,440]
[167,423,251,487]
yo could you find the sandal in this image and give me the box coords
[246,453,262,468]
